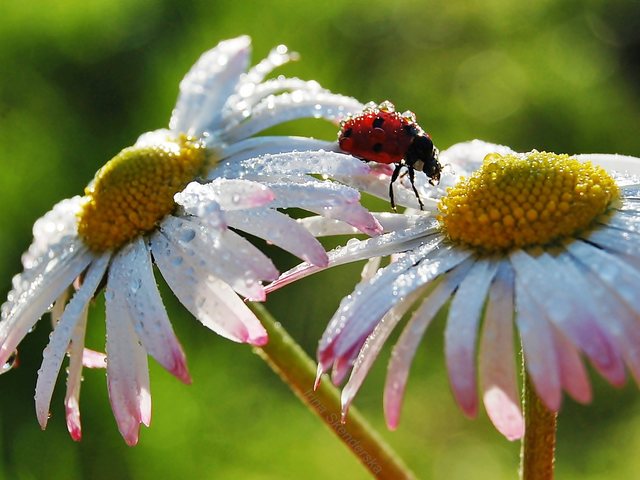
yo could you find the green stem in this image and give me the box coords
[520,369,557,480]
[249,303,415,480]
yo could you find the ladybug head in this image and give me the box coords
[405,134,441,185]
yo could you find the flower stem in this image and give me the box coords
[520,369,557,480]
[249,302,415,480]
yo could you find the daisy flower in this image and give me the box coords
[0,36,380,446]
[268,140,640,441]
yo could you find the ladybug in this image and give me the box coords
[338,100,441,210]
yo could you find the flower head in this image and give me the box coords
[0,36,379,445]
[269,140,640,441]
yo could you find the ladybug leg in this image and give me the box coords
[407,167,425,210]
[389,163,403,211]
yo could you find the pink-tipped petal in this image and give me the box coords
[341,287,426,416]
[82,349,107,369]
[34,254,109,429]
[314,363,324,391]
[176,179,276,213]
[445,260,499,418]
[479,262,523,441]
[105,279,152,444]
[225,208,329,267]
[330,243,469,360]
[384,261,472,429]
[110,238,191,384]
[151,231,267,344]
[514,277,562,412]
[65,304,91,441]
[163,216,278,300]
[511,250,625,386]
[552,327,592,404]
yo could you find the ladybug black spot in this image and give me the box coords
[372,143,384,153]
[373,117,385,128]
[342,127,353,137]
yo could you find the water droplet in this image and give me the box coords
[172,256,184,267]
[179,229,196,243]
[1,350,19,374]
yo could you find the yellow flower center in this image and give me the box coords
[77,135,207,252]
[437,151,619,252]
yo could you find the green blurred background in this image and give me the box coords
[1,0,639,478]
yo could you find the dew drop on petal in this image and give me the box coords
[1,350,19,375]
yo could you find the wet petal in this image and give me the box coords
[224,208,328,267]
[0,240,93,367]
[110,238,190,383]
[176,178,275,214]
[105,279,152,445]
[510,249,625,386]
[22,196,83,269]
[34,253,110,429]
[65,305,90,441]
[341,287,428,416]
[513,274,562,411]
[223,91,362,142]
[267,219,441,293]
[150,232,267,345]
[384,259,473,429]
[161,215,277,300]
[479,262,523,441]
[574,153,640,175]
[214,150,371,180]
[170,36,251,136]
[445,259,499,418]
[322,244,470,368]
[552,327,592,404]
[217,136,334,167]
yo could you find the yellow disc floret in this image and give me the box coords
[438,151,619,252]
[78,135,207,252]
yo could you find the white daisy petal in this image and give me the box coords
[384,259,474,429]
[223,91,362,142]
[224,208,328,267]
[0,240,93,366]
[510,249,625,385]
[574,153,640,175]
[176,179,275,214]
[170,36,251,136]
[240,43,299,86]
[111,238,190,383]
[566,240,640,315]
[163,215,278,299]
[330,246,471,363]
[513,275,562,411]
[439,140,516,175]
[105,281,151,446]
[445,259,499,417]
[298,212,421,237]
[150,232,267,345]
[216,136,334,167]
[21,196,83,269]
[585,224,640,256]
[216,150,372,180]
[34,253,110,429]
[332,171,441,211]
[479,262,523,441]
[267,220,442,293]
[64,304,90,441]
[341,286,428,415]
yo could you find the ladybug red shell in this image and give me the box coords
[338,100,441,210]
